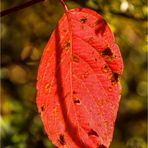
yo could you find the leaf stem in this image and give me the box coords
[0,0,45,17]
[59,0,68,12]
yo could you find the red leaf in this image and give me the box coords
[36,8,123,148]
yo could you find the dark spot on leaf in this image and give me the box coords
[58,134,65,145]
[102,65,109,73]
[73,97,81,105]
[41,105,44,112]
[101,47,113,57]
[88,129,99,137]
[74,99,80,104]
[80,18,87,23]
[111,72,120,85]
[71,54,79,63]
[97,144,107,148]
[73,91,77,94]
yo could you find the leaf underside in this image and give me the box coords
[36,8,123,148]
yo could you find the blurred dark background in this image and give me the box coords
[1,0,147,148]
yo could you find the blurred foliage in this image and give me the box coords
[0,0,147,148]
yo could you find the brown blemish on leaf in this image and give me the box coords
[88,129,99,137]
[73,97,81,105]
[41,105,44,112]
[97,99,107,107]
[101,47,113,57]
[111,72,120,85]
[44,83,50,93]
[58,134,65,145]
[64,41,70,50]
[97,144,107,148]
[71,54,79,63]
[74,99,80,104]
[102,65,109,73]
[73,91,77,94]
[80,17,87,23]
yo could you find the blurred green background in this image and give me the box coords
[0,0,147,148]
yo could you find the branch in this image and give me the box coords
[70,0,147,22]
[94,8,146,22]
[110,10,147,22]
[0,0,45,17]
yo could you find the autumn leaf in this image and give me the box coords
[36,6,123,148]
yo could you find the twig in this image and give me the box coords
[0,0,45,17]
